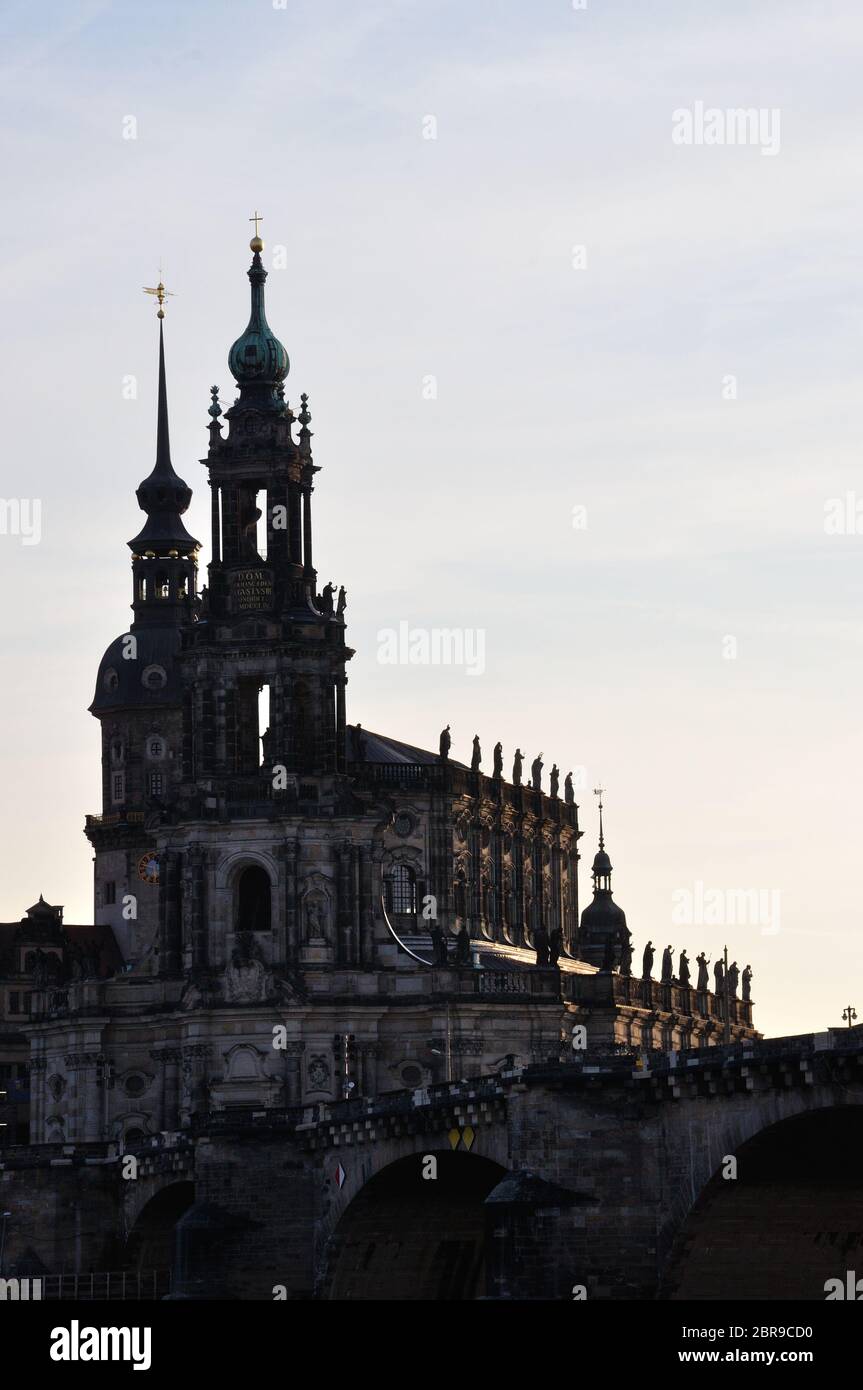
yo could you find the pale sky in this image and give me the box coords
[1,0,861,1037]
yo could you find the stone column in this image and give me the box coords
[359,1042,381,1098]
[285,839,299,961]
[337,841,352,965]
[209,481,221,563]
[159,851,182,976]
[186,843,207,970]
[359,848,373,967]
[28,1056,47,1143]
[302,487,313,572]
[285,1041,305,1105]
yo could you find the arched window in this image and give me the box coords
[236,865,272,933]
[155,571,170,599]
[385,864,416,916]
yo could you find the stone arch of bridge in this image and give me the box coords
[318,1146,508,1300]
[122,1178,195,1273]
[660,1101,863,1299]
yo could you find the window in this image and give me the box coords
[104,881,116,905]
[112,772,125,804]
[386,864,416,916]
[147,737,165,760]
[9,992,20,1014]
[236,866,272,933]
[103,668,119,692]
[155,571,169,599]
[124,1074,147,1098]
[110,740,124,765]
[148,772,164,797]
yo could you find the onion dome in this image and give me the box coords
[227,233,289,396]
[128,319,199,554]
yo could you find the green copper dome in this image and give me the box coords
[228,250,289,390]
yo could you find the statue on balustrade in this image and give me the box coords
[727,961,739,998]
[661,944,674,983]
[493,742,503,778]
[454,924,471,964]
[619,934,633,976]
[531,753,543,790]
[678,949,690,987]
[696,952,710,991]
[564,771,574,805]
[439,725,451,760]
[471,735,481,772]
[429,922,449,967]
[512,748,523,786]
[549,928,562,967]
[642,940,654,979]
[713,959,725,994]
[550,764,559,798]
[534,925,550,966]
[742,964,753,1001]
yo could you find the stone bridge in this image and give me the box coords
[1,1028,861,1299]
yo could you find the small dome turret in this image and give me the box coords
[228,246,289,393]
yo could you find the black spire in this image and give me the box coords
[128,319,199,554]
[127,305,198,630]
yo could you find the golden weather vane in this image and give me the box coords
[143,263,175,319]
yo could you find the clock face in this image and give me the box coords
[137,852,159,884]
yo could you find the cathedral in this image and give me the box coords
[14,228,757,1155]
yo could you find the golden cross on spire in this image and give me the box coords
[249,209,263,238]
[143,265,175,319]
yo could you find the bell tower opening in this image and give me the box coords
[236,865,272,933]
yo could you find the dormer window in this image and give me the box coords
[103,668,119,692]
[146,736,165,760]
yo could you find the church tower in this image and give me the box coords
[87,292,199,962]
[179,226,351,819]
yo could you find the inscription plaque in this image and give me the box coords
[230,568,274,611]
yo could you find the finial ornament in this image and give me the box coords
[143,268,175,319]
[208,386,222,419]
[249,209,264,252]
[593,784,606,849]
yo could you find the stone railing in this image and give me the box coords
[571,970,754,1027]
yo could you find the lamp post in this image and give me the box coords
[842,1006,858,1028]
